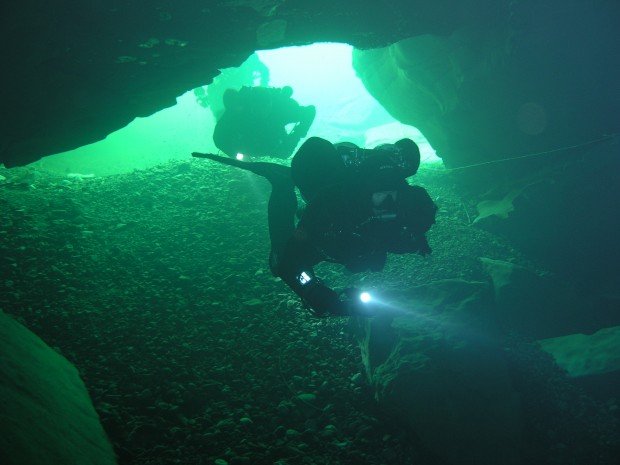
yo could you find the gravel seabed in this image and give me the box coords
[1,160,617,465]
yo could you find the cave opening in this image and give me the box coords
[33,42,439,176]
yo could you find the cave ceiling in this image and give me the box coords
[1,1,618,170]
[1,0,503,167]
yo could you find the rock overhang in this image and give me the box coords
[0,0,503,168]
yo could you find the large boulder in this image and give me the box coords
[539,326,620,378]
[351,280,522,465]
[481,258,585,338]
[471,143,620,296]
[0,310,116,465]
[480,257,620,338]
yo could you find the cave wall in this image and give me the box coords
[2,1,615,172]
[352,0,620,171]
[0,310,116,465]
[0,0,500,168]
[352,0,620,288]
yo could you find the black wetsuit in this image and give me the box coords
[193,137,435,316]
[272,180,433,316]
[213,86,316,159]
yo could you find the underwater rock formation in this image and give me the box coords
[353,1,620,291]
[351,277,620,464]
[1,0,495,168]
[351,279,522,465]
[480,257,596,338]
[0,310,116,465]
[539,326,620,378]
[473,144,620,312]
[481,257,620,384]
[352,1,620,172]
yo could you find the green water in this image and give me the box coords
[32,44,438,177]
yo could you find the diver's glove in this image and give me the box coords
[338,288,378,318]
[301,283,344,317]
[281,264,378,318]
[301,284,376,318]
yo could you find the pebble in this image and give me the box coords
[216,418,236,430]
[351,372,363,385]
[323,424,337,437]
[277,400,291,415]
[230,457,250,465]
[285,428,300,438]
[296,393,316,403]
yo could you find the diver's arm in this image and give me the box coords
[280,267,347,317]
[275,232,348,317]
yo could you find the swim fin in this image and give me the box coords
[192,152,292,182]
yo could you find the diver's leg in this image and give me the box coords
[266,175,297,267]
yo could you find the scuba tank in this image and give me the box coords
[291,137,420,202]
[335,138,421,194]
[335,138,420,178]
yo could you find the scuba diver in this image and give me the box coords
[193,137,437,317]
[212,86,316,159]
